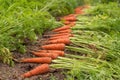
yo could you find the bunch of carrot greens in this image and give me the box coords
[49,2,120,80]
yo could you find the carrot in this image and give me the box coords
[61,14,77,18]
[31,52,58,59]
[49,36,69,40]
[63,16,77,21]
[58,29,71,33]
[21,64,49,78]
[51,33,73,38]
[32,50,65,56]
[75,10,84,14]
[20,57,52,63]
[41,43,65,50]
[74,5,90,14]
[47,50,64,56]
[52,25,71,32]
[44,33,70,37]
[63,20,76,25]
[60,14,78,20]
[47,38,71,44]
[75,6,83,11]
[50,33,72,37]
[74,6,84,14]
[49,34,73,40]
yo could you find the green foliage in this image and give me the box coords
[51,2,120,80]
[74,2,120,32]
[86,2,120,17]
[47,0,83,17]
[0,47,14,66]
[84,0,119,4]
[1,0,81,65]
[0,0,85,66]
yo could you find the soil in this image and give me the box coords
[0,31,66,80]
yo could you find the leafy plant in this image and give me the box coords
[0,0,61,65]
[51,2,120,80]
[0,0,83,66]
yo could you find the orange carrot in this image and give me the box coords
[47,38,71,44]
[63,16,77,21]
[48,53,59,59]
[60,14,78,21]
[20,57,52,63]
[75,9,83,14]
[48,50,64,56]
[41,43,65,50]
[49,36,69,40]
[75,10,84,14]
[74,6,84,14]
[57,29,72,33]
[32,50,65,56]
[63,20,76,25]
[50,33,72,37]
[51,33,73,38]
[44,33,70,37]
[21,64,49,78]
[52,25,71,32]
[49,34,73,40]
[31,52,58,59]
[74,5,90,14]
[62,14,77,18]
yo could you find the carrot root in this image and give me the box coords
[50,33,71,37]
[32,50,65,56]
[52,25,71,32]
[47,38,71,45]
[20,57,52,63]
[32,52,59,59]
[41,43,65,50]
[62,16,77,21]
[57,29,72,33]
[49,36,69,40]
[21,64,49,78]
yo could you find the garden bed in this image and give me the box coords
[0,0,120,80]
[0,33,66,80]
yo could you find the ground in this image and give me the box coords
[0,31,66,80]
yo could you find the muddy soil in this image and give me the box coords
[0,31,66,80]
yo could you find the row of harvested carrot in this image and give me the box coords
[20,5,90,78]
